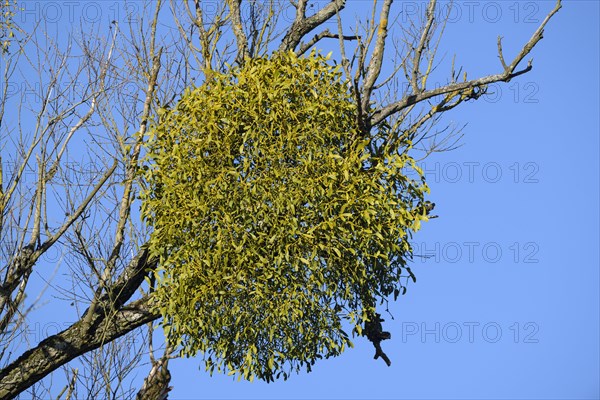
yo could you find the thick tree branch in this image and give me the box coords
[227,0,250,64]
[361,0,393,115]
[0,251,158,399]
[136,347,173,400]
[279,0,346,52]
[0,297,157,399]
[410,0,436,93]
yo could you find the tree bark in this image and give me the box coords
[0,297,158,400]
[0,247,158,399]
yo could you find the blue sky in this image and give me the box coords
[3,1,599,399]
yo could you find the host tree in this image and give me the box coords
[0,0,560,398]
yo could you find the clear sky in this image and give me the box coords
[3,1,599,399]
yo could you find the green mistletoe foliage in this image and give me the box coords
[140,50,429,382]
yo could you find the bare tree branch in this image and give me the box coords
[0,161,117,315]
[0,295,157,399]
[409,0,436,93]
[361,0,394,115]
[279,0,346,52]
[227,0,251,64]
[135,344,174,400]
[371,0,561,127]
[297,29,359,56]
